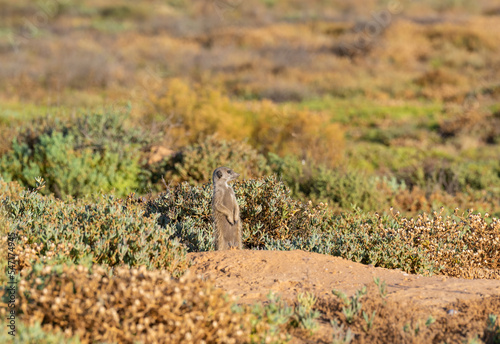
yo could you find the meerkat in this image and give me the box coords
[212,166,242,250]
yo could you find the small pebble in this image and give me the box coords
[447,309,459,316]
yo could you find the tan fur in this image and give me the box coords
[212,167,242,250]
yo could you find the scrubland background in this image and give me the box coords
[1,0,500,343]
[1,0,500,215]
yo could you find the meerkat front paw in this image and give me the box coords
[227,216,235,225]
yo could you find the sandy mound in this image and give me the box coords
[188,250,500,309]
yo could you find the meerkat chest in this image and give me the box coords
[222,188,237,208]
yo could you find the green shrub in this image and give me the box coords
[247,291,293,341]
[345,143,430,174]
[267,207,500,278]
[147,181,215,252]
[237,176,331,247]
[268,153,388,211]
[2,187,188,276]
[291,292,321,333]
[159,136,271,185]
[397,159,460,194]
[456,161,500,192]
[0,112,152,198]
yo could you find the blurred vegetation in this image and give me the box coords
[1,0,500,342]
[158,135,271,185]
[0,113,153,198]
[0,0,498,215]
[1,107,498,215]
[147,78,345,166]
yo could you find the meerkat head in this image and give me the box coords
[213,166,240,186]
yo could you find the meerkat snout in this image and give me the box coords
[212,167,242,250]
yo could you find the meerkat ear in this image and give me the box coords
[216,170,223,179]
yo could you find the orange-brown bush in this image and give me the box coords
[148,79,345,167]
[0,178,23,201]
[251,103,345,167]
[0,125,17,156]
[15,264,252,344]
[424,23,498,53]
[0,180,21,285]
[415,68,466,88]
[146,79,253,148]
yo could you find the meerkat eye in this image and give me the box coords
[228,170,232,174]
